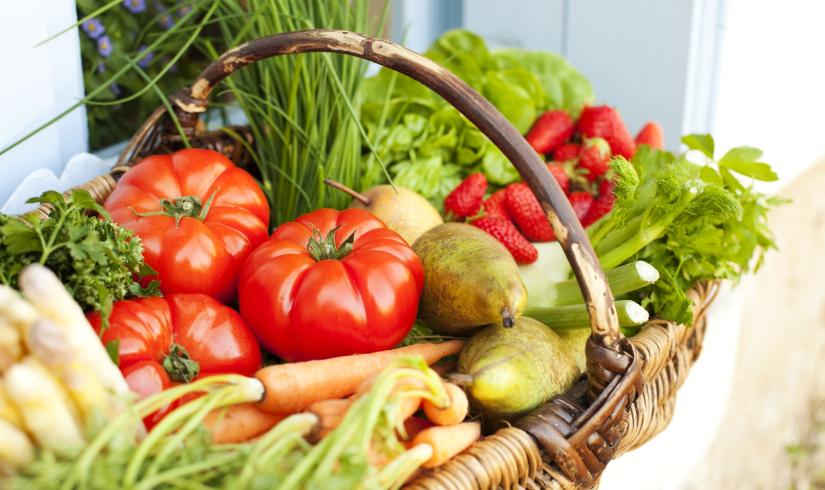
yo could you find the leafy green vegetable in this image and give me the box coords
[0,190,153,313]
[588,135,779,325]
[360,28,594,206]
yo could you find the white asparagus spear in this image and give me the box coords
[0,319,22,372]
[4,357,85,458]
[17,265,130,396]
[0,383,23,429]
[0,418,34,473]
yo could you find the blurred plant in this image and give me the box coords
[75,0,207,149]
[786,396,825,489]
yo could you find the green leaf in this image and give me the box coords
[70,189,111,219]
[480,147,521,186]
[105,339,120,367]
[128,280,161,298]
[699,166,723,185]
[681,134,715,158]
[718,146,778,181]
[26,190,65,206]
[492,49,594,117]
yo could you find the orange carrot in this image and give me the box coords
[402,416,434,446]
[255,341,465,414]
[307,398,353,439]
[203,403,287,444]
[422,382,468,426]
[411,422,481,468]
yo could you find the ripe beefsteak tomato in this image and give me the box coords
[104,149,270,303]
[238,208,424,361]
[88,294,262,428]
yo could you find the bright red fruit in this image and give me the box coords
[482,189,510,220]
[547,163,570,194]
[552,143,581,163]
[238,208,424,361]
[635,122,664,149]
[88,294,262,428]
[505,183,555,242]
[568,192,594,222]
[104,148,270,303]
[583,180,616,226]
[526,110,575,154]
[444,173,487,218]
[577,106,636,159]
[578,138,611,181]
[472,216,538,264]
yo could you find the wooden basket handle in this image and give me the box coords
[131,29,622,366]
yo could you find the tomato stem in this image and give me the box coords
[129,189,219,226]
[162,343,200,383]
[305,226,356,261]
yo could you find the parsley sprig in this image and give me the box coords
[0,189,158,315]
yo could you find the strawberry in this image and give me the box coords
[505,183,556,242]
[482,189,510,220]
[635,122,664,149]
[547,162,570,194]
[526,110,575,154]
[552,143,581,162]
[568,191,594,222]
[472,216,538,264]
[444,173,487,218]
[577,106,636,159]
[578,137,610,181]
[582,180,615,226]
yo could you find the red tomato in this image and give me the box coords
[121,361,176,429]
[238,208,424,362]
[104,149,270,303]
[88,294,262,426]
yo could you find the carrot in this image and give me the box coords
[422,382,468,426]
[203,403,287,444]
[411,422,481,468]
[255,340,464,414]
[307,398,353,439]
[401,416,434,447]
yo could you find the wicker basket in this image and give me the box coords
[45,30,720,489]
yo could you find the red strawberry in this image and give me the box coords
[482,189,510,220]
[568,191,594,222]
[444,173,487,218]
[472,216,538,264]
[553,143,581,162]
[547,162,570,194]
[635,122,664,149]
[582,180,615,226]
[578,138,610,181]
[577,106,636,159]
[505,183,555,242]
[526,110,575,154]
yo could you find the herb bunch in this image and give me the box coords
[588,135,781,324]
[0,190,154,313]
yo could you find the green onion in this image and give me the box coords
[526,300,650,330]
[544,261,660,307]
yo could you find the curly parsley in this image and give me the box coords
[0,189,158,314]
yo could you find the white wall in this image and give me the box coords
[712,0,825,189]
[0,1,87,205]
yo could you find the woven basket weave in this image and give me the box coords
[41,30,720,489]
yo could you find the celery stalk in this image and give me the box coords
[545,261,659,307]
[526,300,650,330]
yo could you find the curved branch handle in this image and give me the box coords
[172,30,621,353]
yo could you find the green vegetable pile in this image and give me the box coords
[588,135,781,324]
[359,29,594,208]
[0,190,153,313]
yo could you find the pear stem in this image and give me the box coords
[323,178,371,206]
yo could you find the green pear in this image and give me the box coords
[456,317,580,420]
[413,223,527,334]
